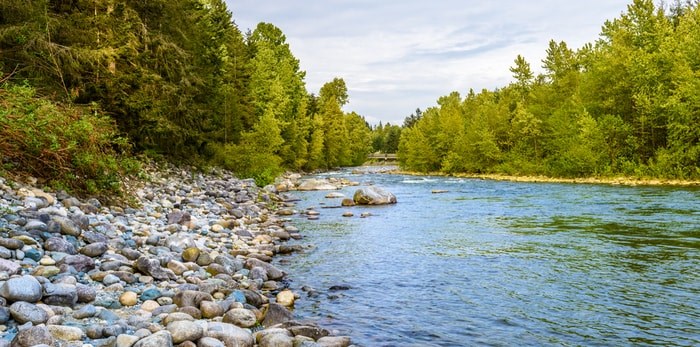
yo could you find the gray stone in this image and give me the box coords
[80,242,108,257]
[76,283,97,303]
[214,255,244,274]
[287,325,330,340]
[81,231,108,244]
[0,275,43,302]
[135,256,176,280]
[262,303,293,327]
[104,324,127,337]
[0,306,10,325]
[116,334,140,347]
[197,337,226,347]
[0,258,21,275]
[9,301,49,324]
[167,211,191,225]
[353,186,397,205]
[245,258,285,280]
[42,282,78,306]
[205,322,254,347]
[11,325,55,347]
[258,329,293,347]
[24,219,48,231]
[133,330,173,347]
[102,274,121,285]
[249,266,268,281]
[44,237,77,254]
[53,216,81,236]
[316,336,352,347]
[167,320,204,344]
[73,304,98,319]
[173,290,213,308]
[57,254,95,273]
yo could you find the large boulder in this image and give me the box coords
[352,186,397,205]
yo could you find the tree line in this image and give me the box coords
[398,0,700,180]
[0,0,372,187]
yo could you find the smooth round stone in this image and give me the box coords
[102,274,121,286]
[119,291,138,306]
[11,325,55,347]
[157,297,173,306]
[342,212,354,217]
[116,334,140,347]
[80,242,108,257]
[140,288,162,301]
[197,337,225,347]
[73,304,98,319]
[140,300,160,312]
[0,275,43,302]
[167,320,204,344]
[23,248,42,262]
[0,238,24,250]
[132,330,172,346]
[182,247,200,263]
[76,284,97,303]
[276,290,295,307]
[9,301,49,324]
[200,301,224,319]
[211,224,224,233]
[32,265,61,277]
[47,325,85,341]
[317,336,352,347]
[40,256,56,265]
[259,331,294,347]
[222,308,257,328]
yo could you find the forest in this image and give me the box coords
[1,0,699,196]
[0,0,373,192]
[398,0,700,179]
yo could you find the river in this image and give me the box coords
[275,168,700,346]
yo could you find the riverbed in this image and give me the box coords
[277,168,700,346]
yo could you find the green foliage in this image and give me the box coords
[371,123,402,153]
[0,1,379,186]
[0,82,139,195]
[398,0,700,180]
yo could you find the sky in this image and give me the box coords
[226,1,632,125]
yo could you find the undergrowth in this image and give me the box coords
[0,81,140,197]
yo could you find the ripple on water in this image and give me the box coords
[281,170,700,347]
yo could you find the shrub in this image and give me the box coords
[0,82,139,195]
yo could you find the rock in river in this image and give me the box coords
[352,186,397,205]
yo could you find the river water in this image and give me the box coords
[276,168,700,346]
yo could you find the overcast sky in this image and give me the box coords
[226,1,631,125]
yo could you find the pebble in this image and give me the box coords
[167,320,204,343]
[0,164,351,346]
[276,289,296,307]
[119,291,138,306]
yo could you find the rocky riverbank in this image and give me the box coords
[0,163,353,347]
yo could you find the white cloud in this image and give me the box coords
[227,0,630,125]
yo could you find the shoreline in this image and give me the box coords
[0,163,351,346]
[384,169,700,187]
